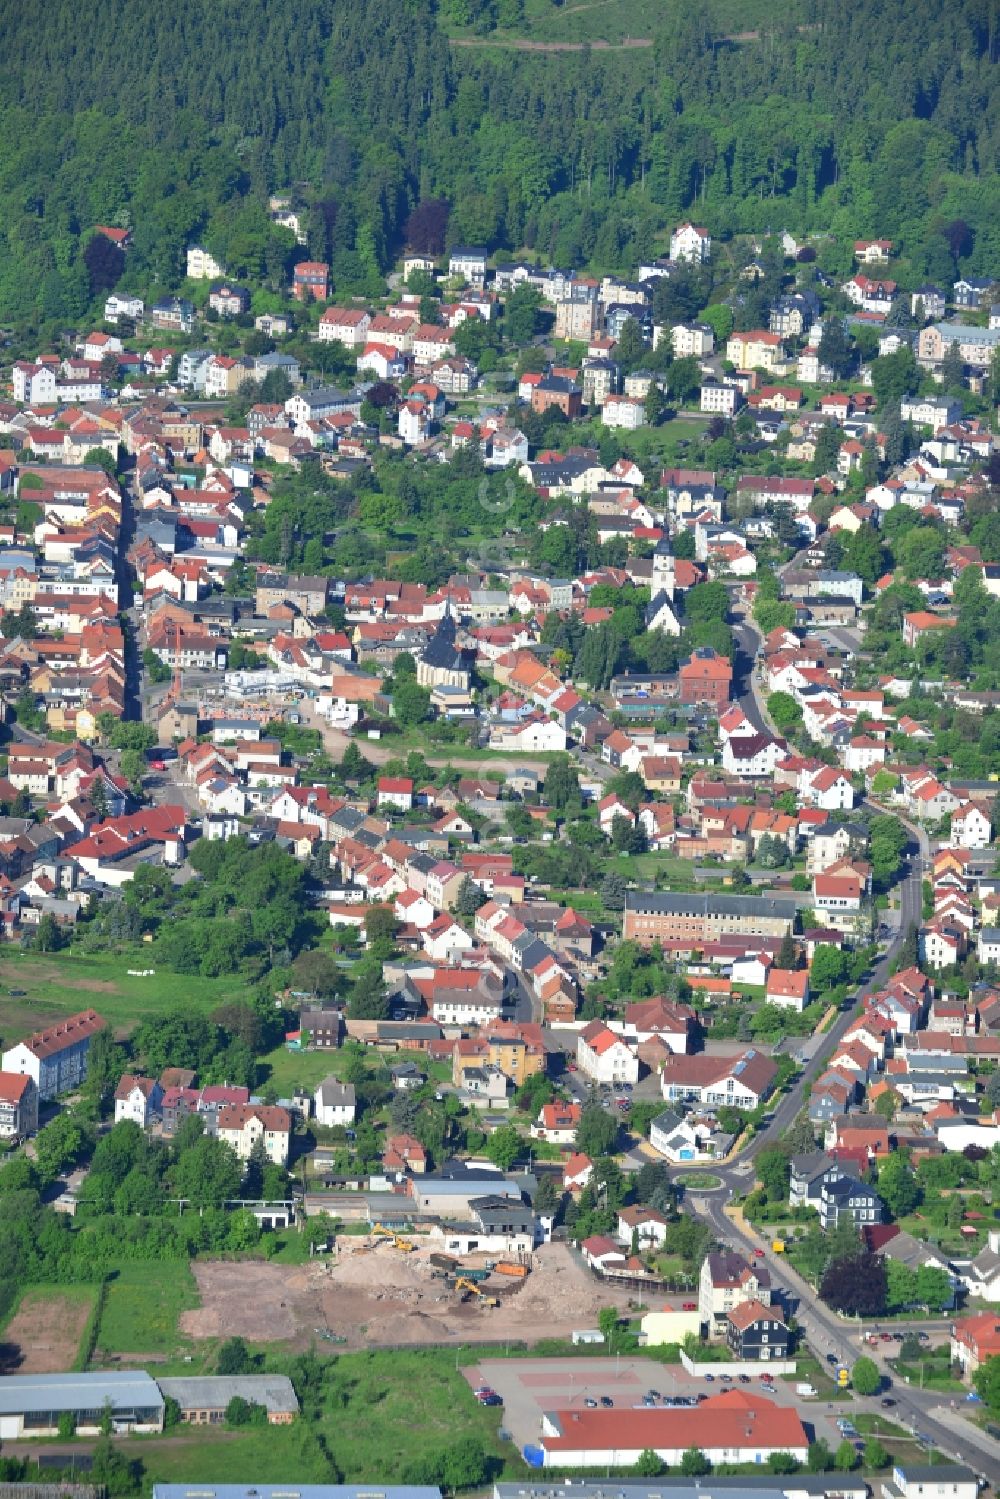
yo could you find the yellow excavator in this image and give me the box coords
[455,1276,499,1307]
[371,1224,414,1251]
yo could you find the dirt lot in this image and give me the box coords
[2,1288,94,1373]
[180,1242,635,1350]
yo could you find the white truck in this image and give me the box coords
[795,1382,817,1398]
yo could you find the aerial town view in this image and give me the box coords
[1,3,1000,1499]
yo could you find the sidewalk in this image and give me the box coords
[927,1403,1000,1474]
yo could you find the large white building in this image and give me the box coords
[1,1010,106,1101]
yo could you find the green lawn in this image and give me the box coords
[94,1263,199,1359]
[136,1424,332,1485]
[258,1042,370,1097]
[890,1352,965,1394]
[0,949,246,1046]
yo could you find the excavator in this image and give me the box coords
[455,1276,499,1307]
[370,1224,414,1251]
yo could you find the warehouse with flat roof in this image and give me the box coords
[0,1371,164,1439]
[153,1488,442,1499]
[157,1374,299,1425]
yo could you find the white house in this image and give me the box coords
[951,803,991,849]
[577,1020,639,1085]
[187,245,225,280]
[670,322,714,357]
[617,1204,669,1247]
[721,734,786,778]
[104,293,144,324]
[113,1074,162,1127]
[670,223,711,263]
[978,928,1000,966]
[314,1078,356,1128]
[377,776,414,811]
[601,394,644,429]
[423,914,476,963]
[804,767,855,810]
[700,383,740,416]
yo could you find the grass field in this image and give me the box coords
[138,1425,332,1485]
[258,1041,376,1097]
[0,949,246,1046]
[317,1348,511,1481]
[135,1347,514,1485]
[95,1263,200,1359]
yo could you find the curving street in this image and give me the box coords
[667,625,1000,1475]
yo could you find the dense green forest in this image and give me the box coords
[0,0,998,327]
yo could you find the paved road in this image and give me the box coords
[669,623,995,1472]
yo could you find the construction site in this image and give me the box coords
[180,1237,635,1351]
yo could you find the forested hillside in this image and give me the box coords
[0,0,997,326]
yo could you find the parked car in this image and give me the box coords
[682,1302,697,1310]
[738,1374,751,1384]
[881,1398,896,1408]
[600,1396,614,1408]
[584,1398,598,1408]
[720,1374,733,1383]
[703,1374,715,1383]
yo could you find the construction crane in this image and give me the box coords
[455,1277,499,1307]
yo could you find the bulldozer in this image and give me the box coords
[455,1276,499,1307]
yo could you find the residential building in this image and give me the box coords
[187,245,225,279]
[679,646,733,708]
[624,891,796,945]
[670,224,711,263]
[576,1021,639,1085]
[216,1103,291,1166]
[448,247,488,285]
[114,1074,163,1127]
[292,262,330,301]
[1,1009,106,1100]
[889,1467,978,1499]
[818,1176,886,1230]
[314,1079,356,1128]
[699,1250,773,1330]
[917,322,1000,370]
[725,1300,790,1361]
[0,1072,38,1138]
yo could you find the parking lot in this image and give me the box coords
[461,1355,851,1453]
